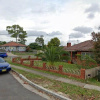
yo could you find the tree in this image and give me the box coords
[91,32,100,64]
[29,42,41,50]
[0,41,6,45]
[36,46,70,66]
[35,35,44,48]
[6,24,27,44]
[48,37,60,47]
[18,32,27,44]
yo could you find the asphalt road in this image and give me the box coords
[0,73,47,100]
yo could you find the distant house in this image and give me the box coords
[64,40,94,63]
[0,41,27,52]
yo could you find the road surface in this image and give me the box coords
[0,73,47,100]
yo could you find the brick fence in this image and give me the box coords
[12,56,85,79]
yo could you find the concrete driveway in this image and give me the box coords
[0,73,47,100]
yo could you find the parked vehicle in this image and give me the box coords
[0,57,11,73]
[0,52,8,58]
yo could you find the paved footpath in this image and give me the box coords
[11,65,100,92]
[0,72,47,100]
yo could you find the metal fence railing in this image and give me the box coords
[46,65,58,70]
[63,68,80,75]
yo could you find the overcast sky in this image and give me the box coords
[0,0,100,45]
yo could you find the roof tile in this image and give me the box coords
[64,40,94,51]
[0,41,26,47]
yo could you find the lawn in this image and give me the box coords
[11,52,35,55]
[12,68,100,100]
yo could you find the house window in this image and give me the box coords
[20,47,25,49]
[81,52,93,59]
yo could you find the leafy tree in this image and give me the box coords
[26,46,32,52]
[91,32,100,64]
[6,24,27,44]
[18,32,27,44]
[35,35,44,48]
[0,41,6,45]
[48,37,60,47]
[29,42,41,50]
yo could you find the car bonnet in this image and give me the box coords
[0,62,9,67]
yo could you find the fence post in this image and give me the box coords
[59,65,63,73]
[36,56,38,60]
[80,69,85,79]
[12,58,15,62]
[20,59,23,64]
[30,60,34,67]
[28,56,31,60]
[43,63,46,69]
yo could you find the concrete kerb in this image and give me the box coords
[11,70,71,100]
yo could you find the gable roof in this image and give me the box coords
[64,40,94,52]
[0,41,26,47]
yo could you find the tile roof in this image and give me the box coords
[64,40,94,51]
[0,41,26,47]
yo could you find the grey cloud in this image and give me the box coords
[48,31,62,36]
[0,30,9,36]
[87,13,95,19]
[85,3,100,19]
[69,32,84,38]
[27,30,47,36]
[27,30,62,37]
[85,3,100,13]
[73,26,93,34]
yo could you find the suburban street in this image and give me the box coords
[0,73,47,100]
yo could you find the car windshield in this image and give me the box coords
[0,57,5,63]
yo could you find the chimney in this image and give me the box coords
[67,43,71,47]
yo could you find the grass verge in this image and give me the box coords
[12,68,100,100]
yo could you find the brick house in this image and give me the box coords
[0,41,26,52]
[64,40,94,63]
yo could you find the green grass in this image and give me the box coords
[11,52,34,55]
[12,68,100,100]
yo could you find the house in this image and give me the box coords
[64,40,94,63]
[0,41,27,52]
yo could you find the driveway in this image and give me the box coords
[0,73,47,100]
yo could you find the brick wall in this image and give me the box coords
[12,56,85,79]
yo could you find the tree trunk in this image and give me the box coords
[16,37,17,43]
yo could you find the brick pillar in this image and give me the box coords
[68,61,71,64]
[43,63,46,69]
[59,65,63,73]
[12,58,15,62]
[20,59,23,64]
[28,56,31,60]
[36,56,38,60]
[80,69,85,79]
[30,60,34,67]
